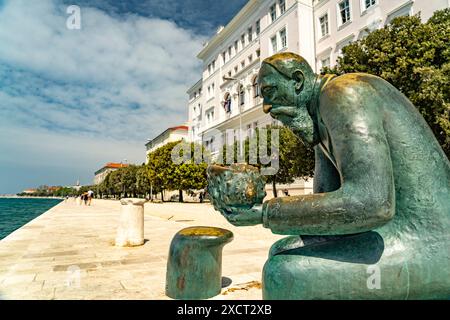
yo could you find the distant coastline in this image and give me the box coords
[0,195,64,199]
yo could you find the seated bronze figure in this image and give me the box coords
[207,52,450,299]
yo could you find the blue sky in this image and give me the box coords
[0,0,247,194]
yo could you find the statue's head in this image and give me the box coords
[258,52,318,146]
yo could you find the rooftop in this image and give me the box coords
[145,125,189,147]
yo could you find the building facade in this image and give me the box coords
[145,125,189,164]
[314,0,450,71]
[188,0,315,158]
[94,163,129,185]
[187,0,449,194]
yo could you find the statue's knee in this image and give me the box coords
[262,254,309,300]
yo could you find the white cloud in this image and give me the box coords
[0,0,206,192]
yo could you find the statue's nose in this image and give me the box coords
[263,104,272,114]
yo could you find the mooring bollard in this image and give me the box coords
[115,198,147,247]
[166,226,234,300]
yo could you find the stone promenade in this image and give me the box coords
[0,199,283,299]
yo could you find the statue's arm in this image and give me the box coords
[262,93,395,235]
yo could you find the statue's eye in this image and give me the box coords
[262,86,276,96]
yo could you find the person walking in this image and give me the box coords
[87,190,94,206]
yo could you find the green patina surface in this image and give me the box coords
[165,226,233,300]
[207,52,450,299]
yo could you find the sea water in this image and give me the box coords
[0,198,62,240]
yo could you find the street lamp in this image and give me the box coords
[222,76,244,159]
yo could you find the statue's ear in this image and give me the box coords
[292,70,304,94]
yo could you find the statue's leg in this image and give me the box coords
[263,231,450,299]
[263,231,422,300]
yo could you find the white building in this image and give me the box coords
[145,125,189,164]
[94,163,129,185]
[187,0,449,195]
[314,0,450,71]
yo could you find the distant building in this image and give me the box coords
[94,163,129,185]
[70,180,82,191]
[22,189,37,194]
[145,125,189,164]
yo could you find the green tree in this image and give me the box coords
[147,141,178,201]
[171,141,208,202]
[106,170,123,198]
[147,140,209,202]
[324,9,450,158]
[135,165,152,198]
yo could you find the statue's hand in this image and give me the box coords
[207,164,267,226]
[223,205,263,227]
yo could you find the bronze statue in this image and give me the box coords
[207,52,450,299]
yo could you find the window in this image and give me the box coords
[279,0,286,14]
[234,129,239,143]
[256,49,261,57]
[228,46,232,58]
[222,51,226,63]
[248,27,253,42]
[207,84,215,99]
[270,4,277,22]
[241,34,245,47]
[212,59,216,71]
[234,40,238,52]
[248,54,253,63]
[247,124,252,138]
[252,76,260,98]
[256,20,261,35]
[241,61,245,69]
[321,57,331,69]
[234,66,238,74]
[319,14,329,37]
[228,71,232,77]
[386,3,412,24]
[271,35,278,54]
[239,85,245,106]
[280,28,287,48]
[206,109,215,124]
[223,93,232,113]
[338,0,351,25]
[363,0,376,11]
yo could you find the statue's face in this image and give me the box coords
[259,63,317,146]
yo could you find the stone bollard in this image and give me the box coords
[166,226,234,300]
[115,198,147,247]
